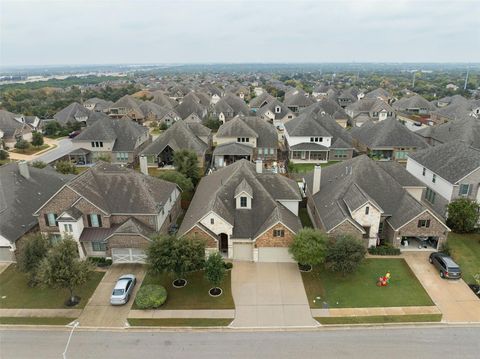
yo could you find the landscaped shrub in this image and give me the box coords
[135,285,168,309]
[88,257,112,267]
[224,262,233,270]
[368,245,401,256]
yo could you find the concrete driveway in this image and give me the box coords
[230,262,318,328]
[404,252,480,323]
[78,264,145,328]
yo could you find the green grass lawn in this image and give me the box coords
[0,159,12,166]
[128,318,232,327]
[11,144,49,155]
[316,314,442,325]
[290,161,340,173]
[448,232,480,284]
[0,265,104,309]
[0,317,76,325]
[299,207,313,228]
[302,258,434,308]
[133,270,234,310]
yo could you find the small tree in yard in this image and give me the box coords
[31,160,47,169]
[324,235,366,276]
[55,160,77,174]
[37,238,93,305]
[204,253,226,296]
[289,228,327,271]
[157,171,194,192]
[146,235,176,276]
[16,233,51,286]
[173,149,200,185]
[447,198,480,233]
[0,149,9,161]
[31,131,44,147]
[14,139,30,152]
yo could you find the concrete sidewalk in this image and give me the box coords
[0,308,82,318]
[311,305,441,318]
[128,309,235,319]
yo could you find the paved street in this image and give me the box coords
[1,326,479,358]
[77,264,145,327]
[404,252,480,323]
[231,262,318,328]
[32,138,74,163]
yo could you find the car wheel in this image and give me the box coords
[440,271,445,278]
[429,257,433,263]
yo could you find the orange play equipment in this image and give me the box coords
[377,271,391,287]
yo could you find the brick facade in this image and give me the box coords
[328,220,364,241]
[183,225,218,248]
[255,223,295,248]
[37,186,79,233]
[107,234,150,256]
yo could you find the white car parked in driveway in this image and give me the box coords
[110,274,136,305]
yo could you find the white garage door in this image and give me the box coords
[0,247,14,262]
[233,243,253,261]
[258,248,295,263]
[111,248,146,264]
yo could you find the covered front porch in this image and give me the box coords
[66,148,93,166]
[213,142,253,168]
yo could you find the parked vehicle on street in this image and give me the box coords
[69,130,81,138]
[429,252,462,279]
[110,274,137,305]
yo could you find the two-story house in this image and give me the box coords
[256,99,295,129]
[34,162,181,263]
[345,98,396,127]
[417,117,480,149]
[0,110,33,148]
[178,159,302,262]
[392,94,436,116]
[213,116,278,169]
[71,117,150,165]
[108,95,145,122]
[406,140,480,219]
[211,94,250,123]
[303,155,449,250]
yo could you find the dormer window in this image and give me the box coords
[240,197,247,208]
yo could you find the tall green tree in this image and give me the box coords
[204,253,226,295]
[16,233,51,286]
[0,149,9,161]
[37,238,93,305]
[325,235,366,276]
[31,131,44,147]
[14,139,30,152]
[157,171,193,192]
[289,228,327,267]
[447,198,480,233]
[173,149,200,185]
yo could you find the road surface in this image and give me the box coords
[33,138,74,163]
[1,326,479,359]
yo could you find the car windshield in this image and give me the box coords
[113,289,124,296]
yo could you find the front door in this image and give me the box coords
[219,234,228,253]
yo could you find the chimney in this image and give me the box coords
[139,155,148,175]
[256,159,263,174]
[18,160,30,179]
[312,165,322,194]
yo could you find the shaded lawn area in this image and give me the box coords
[11,144,49,155]
[0,265,104,309]
[299,207,313,228]
[448,232,480,284]
[0,317,76,325]
[290,161,340,173]
[128,318,232,327]
[133,270,234,310]
[302,259,434,308]
[316,314,442,325]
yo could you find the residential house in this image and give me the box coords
[34,162,181,263]
[337,87,361,108]
[256,99,295,128]
[364,88,393,104]
[350,118,429,162]
[140,120,211,168]
[284,111,354,163]
[54,102,108,127]
[178,159,302,262]
[83,98,114,112]
[211,94,250,123]
[213,116,278,169]
[406,140,480,219]
[303,155,449,250]
[284,89,315,113]
[0,162,73,261]
[430,97,480,124]
[150,90,178,108]
[108,95,145,122]
[417,117,480,149]
[175,93,208,122]
[302,99,350,128]
[345,98,395,127]
[249,92,276,112]
[392,94,436,116]
[139,101,181,127]
[0,109,33,148]
[71,117,150,165]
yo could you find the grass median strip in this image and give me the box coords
[128,318,233,327]
[316,314,442,325]
[0,317,76,325]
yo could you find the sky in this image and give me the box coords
[1,0,479,66]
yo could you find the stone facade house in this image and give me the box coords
[345,98,396,127]
[178,160,302,262]
[34,162,181,263]
[0,110,33,149]
[303,155,449,250]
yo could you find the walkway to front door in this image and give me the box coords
[230,262,318,328]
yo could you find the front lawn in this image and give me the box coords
[128,318,232,327]
[0,265,104,309]
[11,144,50,155]
[316,314,442,325]
[448,232,480,284]
[133,270,234,310]
[302,258,434,308]
[0,317,76,325]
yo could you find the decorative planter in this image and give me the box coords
[209,287,223,297]
[172,279,187,288]
[298,263,312,272]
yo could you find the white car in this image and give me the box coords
[110,274,136,305]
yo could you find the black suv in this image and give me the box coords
[429,252,462,279]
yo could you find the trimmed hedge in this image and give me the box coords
[368,245,401,256]
[135,285,167,309]
[224,262,233,270]
[88,257,112,267]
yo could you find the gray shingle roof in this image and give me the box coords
[178,160,302,240]
[392,95,436,112]
[53,102,97,125]
[408,140,480,184]
[417,117,480,149]
[213,142,253,156]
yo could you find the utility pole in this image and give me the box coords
[464,68,469,91]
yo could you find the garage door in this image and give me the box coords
[111,248,146,263]
[233,243,253,261]
[258,248,295,263]
[0,247,14,262]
